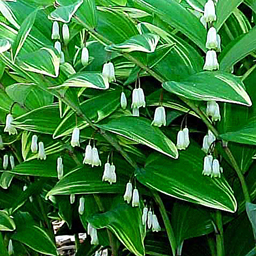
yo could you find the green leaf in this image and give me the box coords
[18,47,60,77]
[215,0,243,31]
[48,0,83,23]
[0,38,11,53]
[136,147,237,212]
[46,166,126,197]
[98,116,178,159]
[0,210,16,231]
[246,248,256,256]
[53,89,123,138]
[246,202,256,238]
[106,33,159,53]
[0,172,15,189]
[12,212,58,256]
[219,27,256,71]
[55,72,109,89]
[12,8,38,59]
[0,232,8,256]
[163,71,252,106]
[133,0,207,51]
[0,0,20,29]
[89,197,146,256]
[13,105,60,134]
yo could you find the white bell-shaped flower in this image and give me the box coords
[10,155,15,170]
[206,27,218,50]
[152,214,161,232]
[83,144,93,165]
[90,227,99,245]
[206,101,221,121]
[200,15,207,29]
[212,159,221,178]
[62,24,69,45]
[60,51,65,64]
[202,134,210,153]
[151,106,166,127]
[110,164,117,184]
[91,146,101,167]
[123,182,133,204]
[204,0,216,23]
[31,134,38,153]
[4,114,17,135]
[0,135,4,150]
[3,154,8,170]
[202,155,213,176]
[147,209,153,229]
[8,239,14,255]
[54,41,61,54]
[183,128,190,148]
[212,104,221,122]
[208,130,216,146]
[70,194,75,204]
[57,156,63,180]
[203,50,219,71]
[131,88,146,108]
[132,188,139,207]
[142,206,148,225]
[81,47,89,66]
[78,197,85,215]
[38,142,46,160]
[102,62,115,83]
[71,127,80,147]
[132,107,140,117]
[216,34,221,52]
[120,92,127,109]
[51,21,60,40]
[102,162,111,183]
[138,88,146,108]
[177,130,186,150]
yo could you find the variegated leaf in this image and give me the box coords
[0,0,19,29]
[0,39,11,54]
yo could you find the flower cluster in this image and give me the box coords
[203,155,223,178]
[206,101,221,122]
[123,181,140,207]
[142,206,161,232]
[202,130,216,153]
[83,142,101,167]
[177,127,190,150]
[102,162,116,184]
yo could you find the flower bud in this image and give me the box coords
[57,156,63,180]
[206,27,218,50]
[71,127,80,147]
[8,239,14,255]
[183,128,190,148]
[132,188,139,207]
[38,142,46,160]
[54,41,61,54]
[152,214,161,232]
[151,106,166,127]
[204,0,216,23]
[70,194,75,204]
[51,21,60,40]
[83,144,93,165]
[203,50,219,71]
[120,92,127,109]
[142,206,148,225]
[62,24,69,45]
[81,47,89,66]
[102,62,115,83]
[90,227,99,245]
[123,182,133,203]
[147,209,153,229]
[4,114,17,135]
[3,154,8,170]
[78,197,85,215]
[87,222,93,236]
[10,155,15,170]
[31,135,38,153]
[177,130,185,150]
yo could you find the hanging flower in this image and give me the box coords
[3,154,8,170]
[54,41,61,54]
[132,107,140,117]
[102,62,115,82]
[142,206,148,225]
[91,146,101,167]
[8,239,14,255]
[83,143,93,165]
[151,106,166,127]
[81,47,89,66]
[110,163,117,184]
[90,227,99,245]
[183,128,190,148]
[51,21,60,40]
[4,114,17,135]
[102,162,111,183]
[204,0,216,23]
[132,188,140,207]
[62,23,69,45]
[138,88,146,108]
[212,159,221,178]
[31,134,38,153]
[203,50,219,71]
[131,88,146,109]
[202,155,213,176]
[206,27,218,50]
[71,127,80,147]
[10,155,15,170]
[123,182,133,204]
[177,128,190,150]
[38,142,46,160]
[120,92,127,110]
[206,101,221,121]
[70,194,75,204]
[87,222,93,236]
[78,197,85,215]
[57,156,63,180]
[147,209,153,229]
[152,214,161,232]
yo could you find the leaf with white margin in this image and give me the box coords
[54,72,109,90]
[0,0,19,29]
[48,0,83,23]
[163,71,252,106]
[18,47,60,78]
[0,210,16,231]
[0,39,11,54]
[106,33,160,53]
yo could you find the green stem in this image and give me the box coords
[152,191,177,256]
[75,233,80,251]
[216,211,225,256]
[207,236,216,256]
